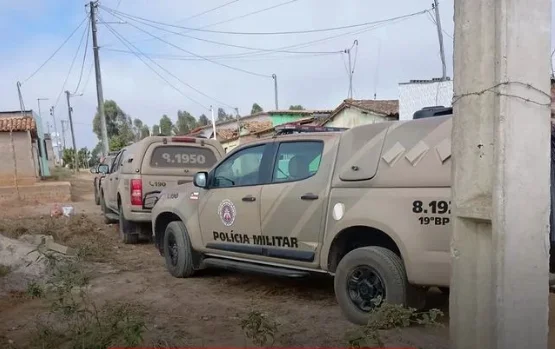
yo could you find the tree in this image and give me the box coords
[289,105,305,110]
[77,147,90,168]
[217,108,234,122]
[173,110,197,135]
[198,114,209,126]
[140,125,150,139]
[152,124,160,136]
[109,135,128,151]
[133,118,144,141]
[251,103,263,114]
[159,115,173,136]
[92,100,135,143]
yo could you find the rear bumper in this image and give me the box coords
[126,210,152,222]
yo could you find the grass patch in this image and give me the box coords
[345,297,444,348]
[26,249,147,349]
[44,167,73,182]
[0,264,11,277]
[0,214,110,261]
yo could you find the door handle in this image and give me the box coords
[301,193,319,200]
[242,195,256,202]
[109,178,113,181]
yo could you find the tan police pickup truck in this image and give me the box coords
[100,135,224,244]
[150,114,458,325]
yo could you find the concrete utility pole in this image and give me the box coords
[344,40,358,99]
[450,0,551,349]
[272,74,279,110]
[432,0,447,80]
[60,120,67,150]
[49,106,61,160]
[89,1,110,156]
[210,105,217,140]
[65,91,79,172]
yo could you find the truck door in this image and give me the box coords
[198,143,273,259]
[259,138,333,268]
[107,150,125,209]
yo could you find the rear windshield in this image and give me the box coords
[149,145,218,169]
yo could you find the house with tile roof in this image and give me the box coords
[187,109,333,153]
[319,99,399,128]
[0,110,50,186]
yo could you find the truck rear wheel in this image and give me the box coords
[334,246,408,325]
[100,193,116,224]
[119,205,139,244]
[163,221,195,278]
[94,185,100,205]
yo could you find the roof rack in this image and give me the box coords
[274,124,348,136]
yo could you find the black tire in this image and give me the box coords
[334,246,408,325]
[94,185,100,205]
[119,205,139,244]
[100,192,116,224]
[163,221,195,278]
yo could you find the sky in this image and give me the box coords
[1,0,458,151]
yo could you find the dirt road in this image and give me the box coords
[0,172,552,348]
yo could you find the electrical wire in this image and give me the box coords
[72,19,91,94]
[101,6,428,60]
[53,20,90,109]
[99,16,223,110]
[105,4,430,36]
[80,61,94,95]
[212,10,429,60]
[22,16,88,84]
[101,0,300,47]
[103,47,340,62]
[100,9,272,79]
[100,6,343,55]
[177,0,240,23]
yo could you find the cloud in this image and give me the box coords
[0,0,456,150]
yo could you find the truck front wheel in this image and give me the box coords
[334,246,408,325]
[163,221,195,278]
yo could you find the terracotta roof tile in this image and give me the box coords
[0,116,36,132]
[345,99,399,116]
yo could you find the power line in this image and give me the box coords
[80,61,95,95]
[99,16,215,110]
[21,16,88,84]
[102,0,300,47]
[73,18,91,94]
[206,9,430,61]
[100,8,272,79]
[101,17,236,109]
[53,21,90,109]
[178,0,241,23]
[100,6,428,61]
[100,6,343,55]
[103,47,340,62]
[104,4,430,36]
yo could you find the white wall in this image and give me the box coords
[323,108,389,128]
[398,80,453,120]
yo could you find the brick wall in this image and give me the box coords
[0,131,37,186]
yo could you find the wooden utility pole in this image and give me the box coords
[432,0,447,80]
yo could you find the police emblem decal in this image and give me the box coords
[218,199,236,226]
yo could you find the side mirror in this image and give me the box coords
[98,164,109,174]
[193,172,208,189]
[90,167,98,174]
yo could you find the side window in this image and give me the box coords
[272,141,324,183]
[212,145,266,188]
[110,151,123,173]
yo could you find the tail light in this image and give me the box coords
[130,179,142,206]
[171,137,195,143]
